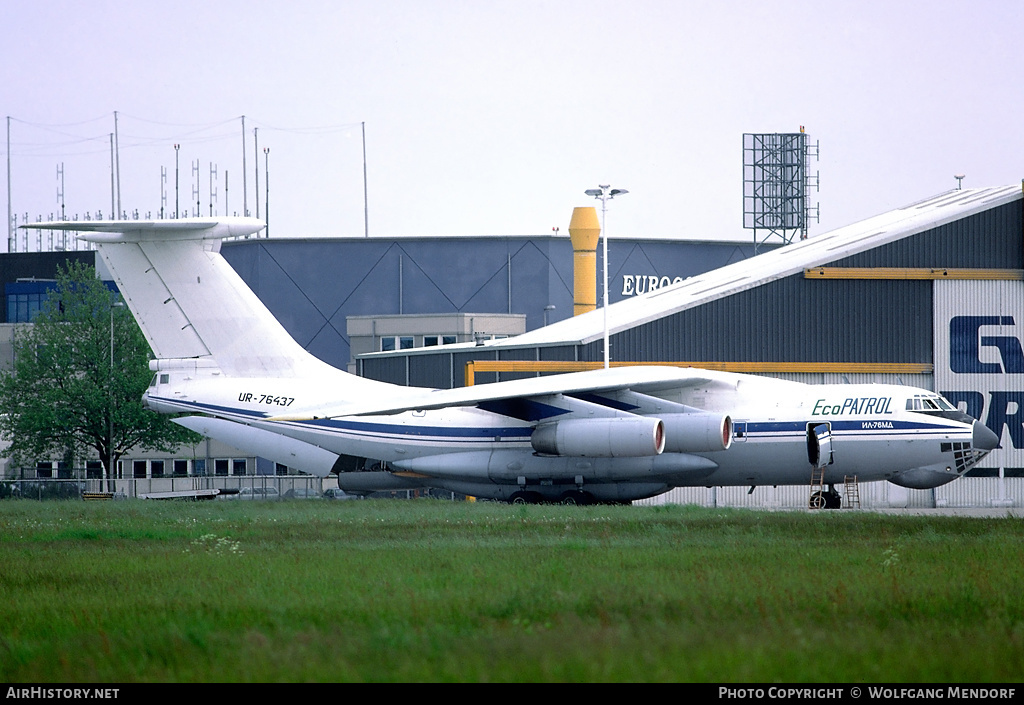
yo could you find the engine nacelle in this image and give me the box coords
[531,417,665,457]
[659,413,733,452]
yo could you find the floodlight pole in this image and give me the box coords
[264,147,270,237]
[174,144,180,219]
[585,185,628,369]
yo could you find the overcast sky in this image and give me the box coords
[1,0,1021,247]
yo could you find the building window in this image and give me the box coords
[86,461,103,479]
[275,463,289,476]
[151,460,165,478]
[6,292,46,323]
[173,460,189,476]
[215,459,229,476]
[36,462,52,478]
[232,459,247,476]
[381,336,414,351]
[424,335,457,347]
[133,460,147,478]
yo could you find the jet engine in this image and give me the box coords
[659,413,733,453]
[531,417,665,457]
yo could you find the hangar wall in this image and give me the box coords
[827,200,1021,268]
[221,235,763,371]
[934,279,1024,475]
[359,199,1023,385]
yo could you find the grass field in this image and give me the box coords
[0,499,1021,683]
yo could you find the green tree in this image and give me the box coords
[0,261,198,487]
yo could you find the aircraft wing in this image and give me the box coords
[272,365,733,420]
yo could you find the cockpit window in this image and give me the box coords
[907,394,960,414]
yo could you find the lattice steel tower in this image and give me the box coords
[743,128,819,252]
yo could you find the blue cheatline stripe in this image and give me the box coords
[151,396,969,443]
[741,419,970,444]
[149,397,268,419]
[745,420,962,434]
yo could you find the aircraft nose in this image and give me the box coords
[973,421,999,451]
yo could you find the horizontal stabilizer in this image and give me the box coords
[22,217,264,241]
[23,218,338,378]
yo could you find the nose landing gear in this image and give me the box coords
[809,486,842,510]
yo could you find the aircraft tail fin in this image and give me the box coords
[31,218,338,379]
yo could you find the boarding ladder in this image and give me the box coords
[808,466,826,509]
[843,475,861,509]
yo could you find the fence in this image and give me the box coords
[0,476,452,501]
[636,476,1022,509]
[2,476,1019,508]
[2,476,326,501]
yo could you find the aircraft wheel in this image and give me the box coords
[509,491,541,505]
[825,492,842,509]
[809,491,827,510]
[558,490,593,506]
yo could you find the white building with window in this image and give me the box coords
[346,313,525,373]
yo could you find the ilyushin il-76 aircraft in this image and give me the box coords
[30,218,998,506]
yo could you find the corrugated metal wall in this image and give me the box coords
[364,346,584,387]
[408,353,450,389]
[826,200,1022,268]
[607,276,933,364]
[604,199,1021,369]
[602,198,1020,366]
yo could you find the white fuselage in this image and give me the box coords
[145,372,982,495]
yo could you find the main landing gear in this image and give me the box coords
[508,490,597,505]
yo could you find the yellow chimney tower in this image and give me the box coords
[568,206,600,316]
